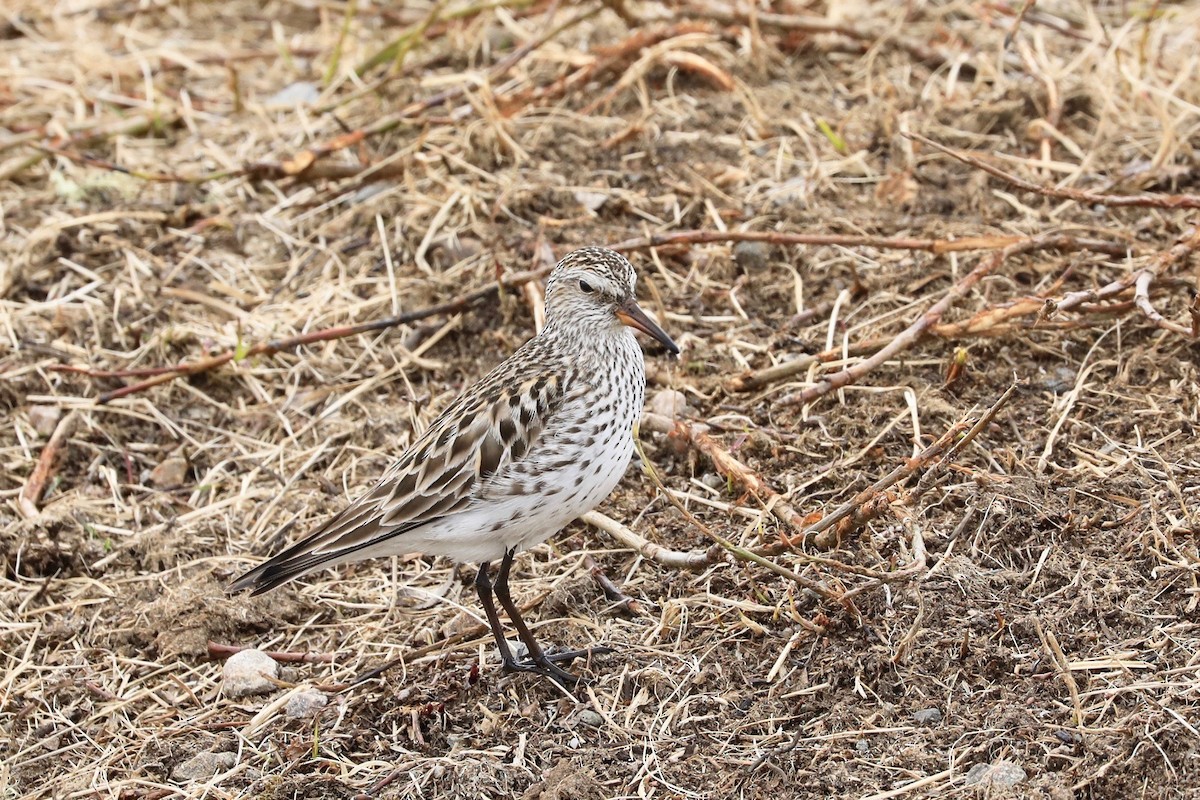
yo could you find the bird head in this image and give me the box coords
[545,247,679,355]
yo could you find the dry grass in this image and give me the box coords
[3,1,1199,798]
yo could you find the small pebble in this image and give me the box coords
[577,710,604,728]
[700,473,724,490]
[574,190,608,212]
[732,240,770,271]
[285,689,328,719]
[222,649,280,697]
[264,81,320,108]
[649,389,690,419]
[913,707,942,725]
[965,760,1027,788]
[1040,366,1076,394]
[28,405,61,437]
[854,740,869,754]
[148,456,188,489]
[438,234,483,264]
[173,751,236,782]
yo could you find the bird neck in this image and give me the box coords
[541,310,635,357]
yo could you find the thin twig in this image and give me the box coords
[1134,270,1194,337]
[767,422,966,552]
[634,431,842,605]
[18,411,79,519]
[206,641,343,664]
[911,133,1200,209]
[771,384,1017,554]
[583,554,646,616]
[67,265,553,403]
[1052,226,1200,315]
[582,509,714,570]
[612,229,1029,255]
[640,412,808,539]
[776,235,1120,406]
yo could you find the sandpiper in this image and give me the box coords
[229,247,679,686]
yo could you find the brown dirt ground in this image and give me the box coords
[3,2,1199,799]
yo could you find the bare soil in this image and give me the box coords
[2,2,1199,799]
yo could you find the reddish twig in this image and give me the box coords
[1134,271,1195,337]
[611,229,1030,255]
[206,641,342,664]
[776,235,1121,406]
[17,411,79,519]
[504,21,714,110]
[764,385,1015,553]
[1052,226,1200,315]
[911,133,1200,210]
[66,265,553,403]
[583,554,645,616]
[641,412,809,539]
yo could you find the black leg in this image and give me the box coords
[474,561,523,670]
[492,548,609,687]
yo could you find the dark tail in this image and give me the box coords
[227,548,335,596]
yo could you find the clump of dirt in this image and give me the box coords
[521,760,605,800]
[104,573,307,658]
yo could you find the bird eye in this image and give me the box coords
[579,280,595,293]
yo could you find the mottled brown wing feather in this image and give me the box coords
[228,350,568,593]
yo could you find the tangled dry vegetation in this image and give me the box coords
[3,1,1200,798]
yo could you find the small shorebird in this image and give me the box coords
[229,247,678,685]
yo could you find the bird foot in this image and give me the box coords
[501,645,614,687]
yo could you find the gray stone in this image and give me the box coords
[222,649,280,697]
[265,81,320,108]
[285,689,328,719]
[577,710,604,728]
[733,240,770,271]
[649,389,690,419]
[965,760,1027,788]
[28,405,61,437]
[173,751,236,782]
[574,190,608,212]
[913,707,942,725]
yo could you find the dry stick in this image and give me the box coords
[82,265,552,403]
[776,235,1120,406]
[611,229,1027,255]
[582,554,645,616]
[910,132,1200,210]
[207,641,342,664]
[0,110,180,180]
[765,422,966,553]
[17,411,79,519]
[778,383,1018,555]
[361,1,595,140]
[582,509,713,570]
[1053,226,1200,314]
[1134,271,1195,337]
[729,238,1129,394]
[640,411,808,539]
[507,21,714,109]
[680,1,956,69]
[633,433,841,606]
[1035,619,1084,727]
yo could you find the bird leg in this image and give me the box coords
[492,548,610,686]
[474,561,525,670]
